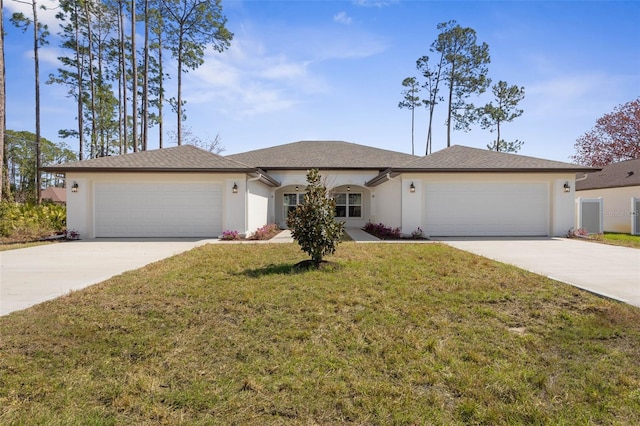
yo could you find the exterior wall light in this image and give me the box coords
[232,183,238,194]
[295,185,299,192]
[347,185,351,192]
[71,182,79,193]
[563,181,571,193]
[409,182,416,193]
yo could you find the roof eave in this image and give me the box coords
[365,167,599,187]
[365,169,400,187]
[256,166,393,171]
[39,167,258,173]
[577,182,640,191]
[250,169,281,187]
[391,167,599,173]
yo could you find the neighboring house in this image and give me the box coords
[42,141,595,239]
[40,187,66,204]
[575,158,640,234]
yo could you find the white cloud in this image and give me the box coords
[333,12,352,25]
[5,0,62,31]
[525,73,624,119]
[182,23,387,118]
[182,36,326,117]
[35,46,65,67]
[352,0,399,7]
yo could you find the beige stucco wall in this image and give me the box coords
[577,186,640,233]
[246,179,274,236]
[267,170,379,228]
[371,178,402,228]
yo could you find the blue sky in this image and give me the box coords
[4,0,640,162]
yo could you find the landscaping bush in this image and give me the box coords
[287,169,344,266]
[249,224,280,240]
[0,201,66,242]
[220,230,240,241]
[411,227,425,239]
[362,222,402,239]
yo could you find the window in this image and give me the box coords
[284,193,305,217]
[334,193,362,218]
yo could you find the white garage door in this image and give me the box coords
[424,182,549,236]
[95,182,222,237]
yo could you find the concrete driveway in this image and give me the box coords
[0,239,215,316]
[436,237,640,308]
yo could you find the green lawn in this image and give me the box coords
[601,232,640,249]
[572,232,640,249]
[1,243,639,425]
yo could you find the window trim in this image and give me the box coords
[283,192,305,218]
[334,192,362,218]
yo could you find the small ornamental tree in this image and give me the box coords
[287,169,344,267]
[572,98,640,166]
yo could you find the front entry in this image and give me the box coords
[276,185,369,228]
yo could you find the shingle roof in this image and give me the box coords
[41,145,255,172]
[40,187,66,203]
[576,158,640,191]
[365,145,598,187]
[41,145,282,187]
[398,145,597,171]
[227,140,416,169]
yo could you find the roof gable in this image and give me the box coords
[227,140,416,169]
[40,187,66,203]
[42,145,254,171]
[399,145,597,171]
[576,158,640,190]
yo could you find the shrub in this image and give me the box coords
[287,169,344,266]
[65,229,80,240]
[249,224,280,240]
[0,201,66,241]
[411,227,425,239]
[362,222,402,240]
[220,230,240,241]
[567,228,589,238]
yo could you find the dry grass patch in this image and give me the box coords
[1,243,639,425]
[0,240,55,251]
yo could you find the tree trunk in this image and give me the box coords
[410,105,414,156]
[446,64,455,148]
[142,0,149,151]
[131,0,138,152]
[32,0,41,202]
[0,0,5,200]
[119,0,127,154]
[177,37,182,146]
[74,4,84,161]
[158,33,163,149]
[83,2,97,159]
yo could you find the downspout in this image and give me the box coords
[575,173,589,182]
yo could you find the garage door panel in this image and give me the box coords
[95,182,222,238]
[424,182,549,237]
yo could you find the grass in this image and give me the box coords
[601,232,640,249]
[1,243,639,425]
[0,240,55,252]
[573,232,640,249]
